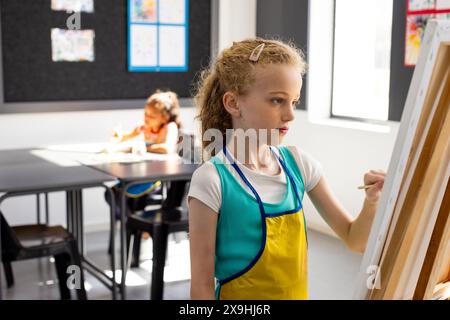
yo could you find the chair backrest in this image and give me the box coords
[0,212,22,258]
[177,130,201,164]
[162,180,188,209]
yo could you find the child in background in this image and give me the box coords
[188,39,386,300]
[106,90,182,239]
[113,90,181,155]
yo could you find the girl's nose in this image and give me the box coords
[282,106,295,122]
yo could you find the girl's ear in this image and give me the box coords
[223,91,241,118]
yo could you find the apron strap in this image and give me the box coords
[222,145,265,212]
[269,146,302,204]
[270,146,308,247]
[221,145,267,286]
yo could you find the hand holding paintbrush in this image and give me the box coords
[358,169,386,204]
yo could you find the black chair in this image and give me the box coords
[105,129,199,256]
[105,130,197,299]
[104,129,198,221]
[126,180,189,300]
[125,130,200,268]
[1,212,87,300]
[105,181,164,255]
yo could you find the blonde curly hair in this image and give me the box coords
[194,38,307,158]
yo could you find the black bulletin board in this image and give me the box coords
[256,0,309,111]
[389,0,415,122]
[0,0,212,109]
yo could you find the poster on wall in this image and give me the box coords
[405,0,450,66]
[51,0,95,13]
[128,0,188,72]
[51,28,95,62]
[130,0,157,22]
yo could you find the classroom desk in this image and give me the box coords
[92,158,198,300]
[0,149,119,300]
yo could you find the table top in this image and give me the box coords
[33,145,199,184]
[0,149,117,193]
[92,159,198,184]
[0,149,48,166]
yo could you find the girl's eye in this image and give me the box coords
[292,100,300,109]
[271,98,284,105]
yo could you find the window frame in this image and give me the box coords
[329,0,395,125]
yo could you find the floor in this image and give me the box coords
[1,228,362,300]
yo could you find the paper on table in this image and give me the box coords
[86,151,181,165]
[40,142,182,166]
[44,141,143,155]
[45,143,111,154]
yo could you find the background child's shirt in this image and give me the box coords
[141,121,179,152]
[188,146,323,213]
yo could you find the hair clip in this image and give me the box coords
[249,43,265,62]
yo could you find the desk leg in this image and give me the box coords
[45,193,50,225]
[76,190,84,255]
[119,192,127,299]
[151,222,169,300]
[66,189,87,300]
[36,194,41,224]
[0,206,2,300]
[66,192,73,234]
[105,186,117,300]
[67,190,83,253]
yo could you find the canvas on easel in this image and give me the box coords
[353,19,450,300]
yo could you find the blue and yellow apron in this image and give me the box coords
[211,145,308,300]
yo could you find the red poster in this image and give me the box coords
[405,0,450,67]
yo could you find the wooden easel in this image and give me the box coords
[371,65,450,299]
[354,20,450,300]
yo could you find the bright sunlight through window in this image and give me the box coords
[332,0,393,121]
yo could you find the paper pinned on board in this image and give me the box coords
[159,0,186,24]
[51,0,95,13]
[130,0,157,23]
[51,28,95,62]
[130,24,158,67]
[159,26,186,67]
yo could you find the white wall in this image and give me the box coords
[218,0,257,51]
[0,1,399,238]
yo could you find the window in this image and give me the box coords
[331,0,393,121]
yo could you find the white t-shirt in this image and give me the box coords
[188,146,323,213]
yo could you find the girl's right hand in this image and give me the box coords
[111,125,124,143]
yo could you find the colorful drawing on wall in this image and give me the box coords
[130,0,157,23]
[436,0,450,10]
[51,28,95,62]
[51,0,94,13]
[409,0,435,11]
[405,0,450,66]
[128,0,188,72]
[405,14,432,66]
